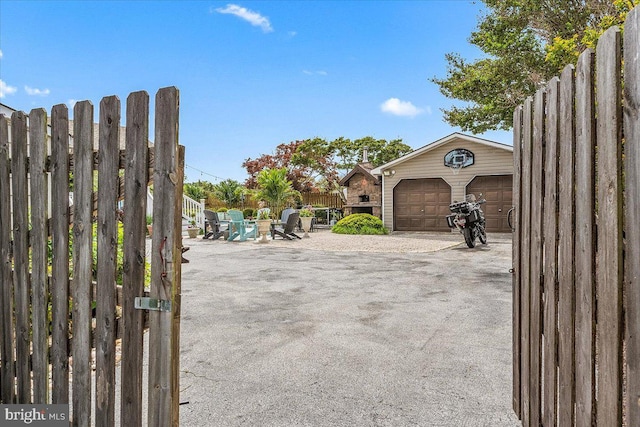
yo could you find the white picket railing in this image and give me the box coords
[147,188,205,231]
[182,193,205,229]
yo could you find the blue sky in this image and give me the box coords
[0,0,511,183]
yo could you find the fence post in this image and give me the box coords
[623,7,640,426]
[50,104,71,404]
[72,101,95,426]
[0,115,15,404]
[595,25,623,427]
[148,87,182,427]
[511,106,522,419]
[519,96,534,426]
[542,77,560,427]
[29,108,50,404]
[95,95,121,426]
[574,48,596,427]
[11,111,31,403]
[529,87,546,426]
[557,64,576,427]
[121,91,150,427]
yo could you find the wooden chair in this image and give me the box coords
[203,210,227,240]
[271,211,301,240]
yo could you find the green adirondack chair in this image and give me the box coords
[227,209,257,241]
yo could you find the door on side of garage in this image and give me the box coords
[393,178,451,231]
[466,175,513,232]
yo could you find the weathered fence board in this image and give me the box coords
[148,86,181,427]
[29,108,50,403]
[302,192,344,208]
[513,7,640,426]
[11,111,31,403]
[557,64,576,427]
[72,101,95,426]
[519,97,533,426]
[574,48,596,427]
[121,91,150,427]
[623,7,640,427]
[0,115,15,404]
[595,25,623,427]
[512,105,522,419]
[529,88,545,427]
[542,77,559,427]
[51,104,71,403]
[95,96,121,426]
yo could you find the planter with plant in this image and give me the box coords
[299,208,314,238]
[256,208,272,243]
[187,216,199,238]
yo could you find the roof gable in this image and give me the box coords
[370,132,512,175]
[339,163,379,186]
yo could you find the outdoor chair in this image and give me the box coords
[271,211,301,240]
[227,209,257,241]
[203,209,227,240]
[279,207,296,225]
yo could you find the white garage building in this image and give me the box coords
[371,133,514,232]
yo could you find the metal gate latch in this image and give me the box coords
[135,297,172,312]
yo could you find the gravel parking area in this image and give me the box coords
[177,230,519,426]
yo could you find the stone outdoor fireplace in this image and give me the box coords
[339,148,382,218]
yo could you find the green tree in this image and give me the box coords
[254,168,300,217]
[432,0,638,133]
[183,182,208,200]
[212,179,245,208]
[295,136,412,175]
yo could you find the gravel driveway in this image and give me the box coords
[177,230,520,426]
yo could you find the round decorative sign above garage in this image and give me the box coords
[444,148,475,168]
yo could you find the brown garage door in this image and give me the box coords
[393,178,451,231]
[466,175,513,232]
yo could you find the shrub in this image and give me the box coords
[217,207,228,212]
[331,213,388,235]
[243,208,255,218]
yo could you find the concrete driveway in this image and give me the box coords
[177,231,520,426]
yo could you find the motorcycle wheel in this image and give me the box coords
[478,223,487,244]
[463,227,476,248]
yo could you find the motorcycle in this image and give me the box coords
[446,193,487,248]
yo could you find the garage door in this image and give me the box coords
[393,178,451,231]
[466,175,513,232]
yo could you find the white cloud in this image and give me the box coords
[25,86,51,96]
[302,70,327,76]
[215,4,273,33]
[0,80,17,98]
[380,98,424,118]
[0,49,3,59]
[67,99,78,108]
[288,31,297,37]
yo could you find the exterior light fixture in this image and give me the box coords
[383,170,395,177]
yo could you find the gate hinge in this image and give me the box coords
[135,297,172,312]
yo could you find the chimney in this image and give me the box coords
[362,146,369,163]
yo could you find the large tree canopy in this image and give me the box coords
[243,136,413,192]
[432,0,638,133]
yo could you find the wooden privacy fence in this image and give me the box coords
[512,7,639,427]
[301,192,344,209]
[0,87,183,427]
